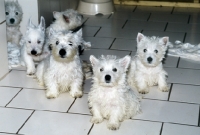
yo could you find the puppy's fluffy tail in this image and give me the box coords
[82,60,93,79]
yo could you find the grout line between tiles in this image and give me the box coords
[159,123,164,135]
[171,7,175,14]
[198,106,200,126]
[0,132,24,135]
[167,83,173,101]
[164,22,168,31]
[68,112,91,116]
[107,14,112,19]
[66,98,77,113]
[133,6,137,12]
[0,85,44,90]
[5,88,23,107]
[122,20,128,29]
[108,38,116,49]
[93,27,101,37]
[187,15,191,24]
[16,110,35,134]
[147,13,151,21]
[87,124,94,135]
[183,32,187,43]
[176,57,181,68]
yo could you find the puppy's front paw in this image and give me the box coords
[46,91,59,99]
[159,86,169,92]
[107,122,120,130]
[138,89,149,94]
[70,90,83,98]
[90,116,103,124]
[27,68,35,76]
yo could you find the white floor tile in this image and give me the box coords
[7,89,75,112]
[83,26,100,37]
[0,87,20,106]
[170,84,200,104]
[163,56,179,68]
[0,71,44,89]
[134,99,199,126]
[165,68,200,85]
[19,111,92,135]
[90,120,162,135]
[0,107,33,133]
[178,58,200,69]
[83,79,92,94]
[110,12,150,21]
[162,123,200,135]
[111,38,137,51]
[68,94,90,115]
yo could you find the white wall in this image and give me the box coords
[0,0,9,79]
[17,0,39,35]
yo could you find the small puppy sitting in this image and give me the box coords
[88,55,141,130]
[20,16,49,75]
[36,29,83,99]
[46,9,91,55]
[5,0,23,46]
[128,33,169,94]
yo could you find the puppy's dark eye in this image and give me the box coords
[28,41,31,43]
[48,44,52,51]
[113,68,117,72]
[5,12,9,15]
[143,49,147,53]
[15,12,18,15]
[100,68,104,72]
[69,41,72,46]
[37,40,41,44]
[154,50,158,53]
[56,41,59,45]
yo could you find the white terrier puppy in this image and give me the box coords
[5,0,23,46]
[46,9,91,55]
[36,29,83,98]
[128,33,169,94]
[20,16,49,75]
[88,55,141,130]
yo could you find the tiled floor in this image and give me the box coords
[1,5,200,135]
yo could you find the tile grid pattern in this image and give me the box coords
[0,5,200,135]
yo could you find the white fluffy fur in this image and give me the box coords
[88,55,141,130]
[128,33,169,94]
[5,0,23,46]
[36,29,84,98]
[20,16,49,75]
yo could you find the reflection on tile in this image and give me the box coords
[68,94,90,115]
[149,14,189,23]
[134,99,199,125]
[0,87,20,106]
[142,30,185,43]
[110,12,150,21]
[0,70,44,89]
[8,89,75,112]
[83,37,114,49]
[178,58,200,69]
[19,111,92,135]
[111,38,137,51]
[162,123,200,135]
[173,7,200,15]
[84,18,126,28]
[124,20,166,31]
[115,5,136,12]
[83,79,92,94]
[170,84,200,104]
[90,120,162,135]
[135,6,173,14]
[166,23,200,33]
[165,68,200,85]
[189,14,200,24]
[96,27,141,39]
[82,14,110,19]
[80,49,130,61]
[0,108,33,133]
[184,33,200,44]
[83,26,100,37]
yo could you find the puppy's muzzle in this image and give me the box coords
[59,49,66,58]
[31,50,37,56]
[147,57,153,63]
[10,18,15,24]
[105,74,111,83]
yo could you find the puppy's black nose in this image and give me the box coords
[59,49,66,57]
[147,57,153,63]
[10,18,15,24]
[105,75,111,83]
[31,50,37,55]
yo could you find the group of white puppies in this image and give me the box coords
[5,0,170,130]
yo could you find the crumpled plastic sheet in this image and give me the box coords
[168,41,200,61]
[7,42,21,69]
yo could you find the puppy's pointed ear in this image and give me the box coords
[53,11,61,19]
[49,28,56,37]
[159,37,169,46]
[137,33,144,44]
[76,28,82,38]
[27,18,35,30]
[90,55,99,67]
[38,16,45,31]
[119,55,131,71]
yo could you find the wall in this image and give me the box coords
[38,0,79,27]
